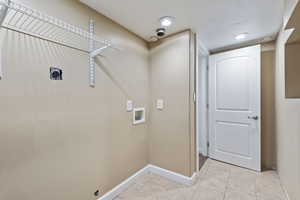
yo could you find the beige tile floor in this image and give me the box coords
[113,159,288,200]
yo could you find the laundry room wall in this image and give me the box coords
[148,31,196,177]
[0,0,150,199]
[274,1,300,199]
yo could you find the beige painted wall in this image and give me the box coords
[189,33,197,174]
[0,1,198,199]
[261,49,276,170]
[285,42,300,98]
[0,0,150,200]
[274,28,300,200]
[148,31,195,177]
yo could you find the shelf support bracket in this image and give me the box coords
[90,45,110,58]
[0,0,9,80]
[88,19,111,87]
[89,19,95,87]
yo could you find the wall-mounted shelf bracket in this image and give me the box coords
[90,44,111,58]
[89,20,96,87]
[88,20,113,87]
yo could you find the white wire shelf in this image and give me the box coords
[0,0,119,87]
[0,0,112,52]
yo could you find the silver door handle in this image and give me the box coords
[248,116,259,120]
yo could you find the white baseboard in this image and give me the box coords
[147,165,197,185]
[98,165,149,200]
[98,165,197,200]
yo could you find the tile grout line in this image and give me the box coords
[254,173,259,200]
[189,159,210,200]
[277,174,291,200]
[222,166,231,200]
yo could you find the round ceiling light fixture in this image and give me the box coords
[159,16,174,27]
[235,33,249,40]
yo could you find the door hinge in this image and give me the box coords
[193,91,196,103]
[206,104,209,109]
[207,141,210,148]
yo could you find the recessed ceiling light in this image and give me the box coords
[160,16,174,27]
[235,33,248,40]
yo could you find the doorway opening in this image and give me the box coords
[196,45,262,172]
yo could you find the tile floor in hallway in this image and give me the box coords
[113,159,288,200]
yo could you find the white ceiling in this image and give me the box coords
[80,0,285,51]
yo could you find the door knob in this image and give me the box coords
[248,116,259,120]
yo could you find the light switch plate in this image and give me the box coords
[127,100,133,112]
[157,99,164,110]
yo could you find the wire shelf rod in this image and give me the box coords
[0,0,112,47]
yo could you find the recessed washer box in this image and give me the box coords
[133,107,146,125]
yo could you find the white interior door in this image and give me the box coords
[208,45,261,171]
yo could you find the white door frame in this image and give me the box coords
[197,54,209,157]
[195,35,210,171]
